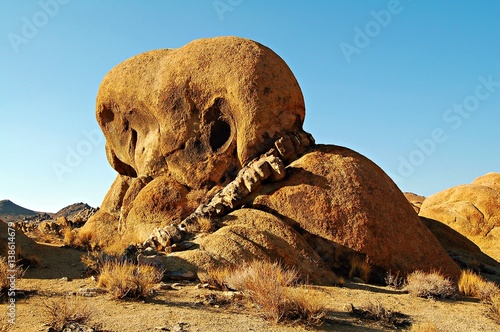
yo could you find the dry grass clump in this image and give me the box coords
[348,256,371,282]
[199,266,235,290]
[81,251,110,276]
[385,271,406,289]
[43,296,99,331]
[349,301,411,329]
[224,260,326,325]
[63,227,76,246]
[489,293,500,323]
[457,270,500,323]
[97,260,163,299]
[282,287,328,326]
[72,228,96,250]
[458,269,499,302]
[196,216,216,233]
[405,270,456,299]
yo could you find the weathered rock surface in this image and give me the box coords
[404,192,426,213]
[420,216,500,280]
[0,218,41,264]
[139,209,339,285]
[251,145,461,279]
[54,202,98,226]
[419,173,500,262]
[96,36,306,187]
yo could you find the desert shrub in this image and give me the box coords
[97,261,163,299]
[81,251,113,276]
[489,293,500,323]
[74,229,96,250]
[63,227,76,246]
[349,301,411,329]
[226,260,298,321]
[282,287,328,326]
[44,296,98,331]
[348,256,371,282]
[410,322,439,332]
[458,270,499,302]
[405,270,456,299]
[199,266,235,290]
[197,216,215,233]
[225,260,326,325]
[385,271,406,289]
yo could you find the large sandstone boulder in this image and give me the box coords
[419,173,500,262]
[96,36,305,188]
[250,145,460,279]
[420,217,500,279]
[159,209,338,285]
[84,37,461,283]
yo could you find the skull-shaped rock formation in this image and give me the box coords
[83,37,461,283]
[97,36,306,188]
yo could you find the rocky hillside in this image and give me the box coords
[0,199,42,222]
[1,199,97,226]
[54,202,98,224]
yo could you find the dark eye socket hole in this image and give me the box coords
[131,129,138,150]
[209,119,231,152]
[100,107,114,124]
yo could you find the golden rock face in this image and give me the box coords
[96,36,306,189]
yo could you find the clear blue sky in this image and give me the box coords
[1,0,499,212]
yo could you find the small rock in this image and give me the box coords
[197,283,210,289]
[144,247,158,255]
[167,241,196,253]
[77,287,107,297]
[352,277,364,283]
[60,277,69,282]
[156,282,174,290]
[137,254,167,270]
[164,224,183,243]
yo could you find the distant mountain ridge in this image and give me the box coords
[0,199,40,222]
[0,199,97,223]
